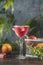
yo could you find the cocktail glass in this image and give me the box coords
[12,25,29,59]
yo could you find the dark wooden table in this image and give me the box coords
[0,58,43,65]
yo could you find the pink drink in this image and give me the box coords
[12,26,29,38]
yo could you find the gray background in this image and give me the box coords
[14,0,43,25]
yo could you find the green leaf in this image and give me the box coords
[29,26,36,33]
[5,24,11,33]
[7,13,14,24]
[30,46,43,60]
[0,16,5,34]
[36,31,41,37]
[0,24,4,34]
[25,18,36,27]
[15,40,19,45]
[11,2,14,13]
[0,16,5,24]
[5,0,13,11]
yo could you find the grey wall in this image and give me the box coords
[14,0,43,25]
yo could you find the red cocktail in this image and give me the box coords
[12,26,29,38]
[12,25,29,59]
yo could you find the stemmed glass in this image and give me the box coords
[12,25,29,59]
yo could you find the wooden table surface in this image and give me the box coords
[0,58,43,65]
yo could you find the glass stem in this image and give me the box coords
[19,39,23,55]
[19,38,26,56]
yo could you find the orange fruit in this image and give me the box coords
[28,35,37,46]
[7,44,12,52]
[29,35,37,39]
[2,46,7,53]
[2,43,12,53]
[36,43,43,48]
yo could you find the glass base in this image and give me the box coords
[17,55,26,59]
[26,54,38,58]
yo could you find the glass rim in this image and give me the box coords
[13,25,30,27]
